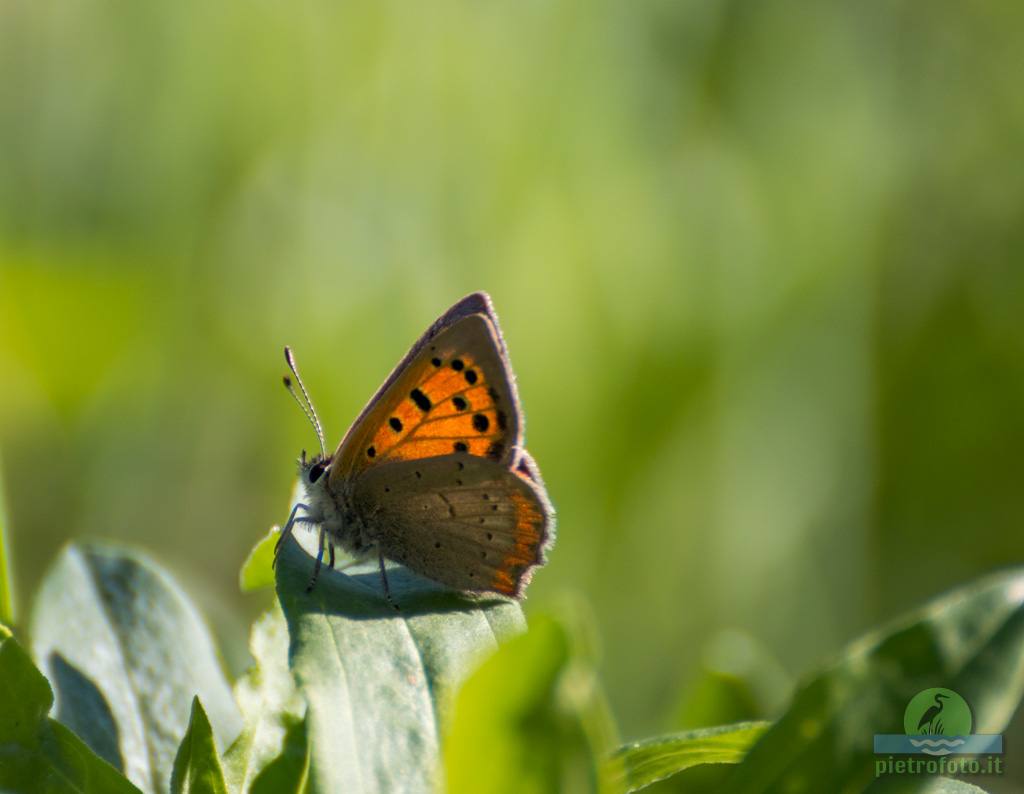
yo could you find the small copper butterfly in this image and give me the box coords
[274,292,554,605]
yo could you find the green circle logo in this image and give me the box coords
[904,688,972,736]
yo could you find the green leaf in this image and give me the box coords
[609,722,769,792]
[0,625,141,793]
[29,543,242,794]
[223,606,305,792]
[444,613,619,794]
[274,533,526,793]
[171,697,228,794]
[242,482,304,594]
[240,527,279,593]
[249,714,310,794]
[0,456,15,626]
[0,623,51,745]
[726,569,1024,792]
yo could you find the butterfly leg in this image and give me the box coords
[328,542,336,569]
[306,526,327,593]
[378,551,399,611]
[273,502,311,568]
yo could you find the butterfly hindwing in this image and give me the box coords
[351,451,553,597]
[330,294,522,482]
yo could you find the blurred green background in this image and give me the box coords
[2,0,1023,766]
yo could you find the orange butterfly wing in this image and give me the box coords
[329,293,523,481]
[326,292,553,597]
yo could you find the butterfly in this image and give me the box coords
[274,292,554,605]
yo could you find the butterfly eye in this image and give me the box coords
[308,463,325,483]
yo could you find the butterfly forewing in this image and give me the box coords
[352,453,552,596]
[330,309,522,482]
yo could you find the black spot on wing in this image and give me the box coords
[410,388,431,411]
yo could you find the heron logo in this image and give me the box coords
[874,687,1004,778]
[902,688,973,754]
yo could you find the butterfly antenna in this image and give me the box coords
[283,346,326,458]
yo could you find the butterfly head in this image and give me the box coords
[297,449,333,487]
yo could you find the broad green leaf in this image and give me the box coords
[30,543,242,794]
[171,697,228,794]
[444,613,619,794]
[274,533,526,794]
[240,527,279,593]
[726,569,1024,793]
[0,456,14,626]
[609,722,769,792]
[223,606,305,792]
[0,625,141,793]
